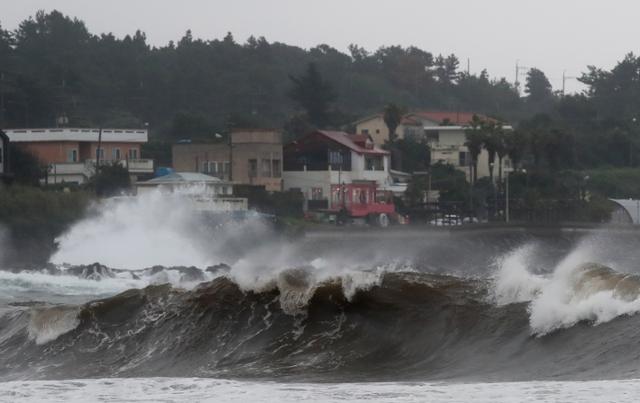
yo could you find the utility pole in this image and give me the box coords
[96,127,103,171]
[514,60,529,94]
[505,170,510,223]
[0,72,4,129]
[562,70,577,96]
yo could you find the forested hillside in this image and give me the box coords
[0,11,523,139]
[2,10,640,170]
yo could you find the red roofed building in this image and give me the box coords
[283,130,399,211]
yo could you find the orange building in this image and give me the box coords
[4,128,153,184]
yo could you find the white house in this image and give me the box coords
[136,172,247,211]
[354,111,513,182]
[283,130,403,209]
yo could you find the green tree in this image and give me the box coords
[92,164,131,197]
[383,103,404,142]
[505,129,528,169]
[525,68,553,102]
[9,144,44,185]
[288,63,336,127]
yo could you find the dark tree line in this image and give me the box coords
[2,10,640,173]
[0,11,525,141]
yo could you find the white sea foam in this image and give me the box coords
[0,377,639,403]
[228,246,390,315]
[494,237,640,335]
[0,270,144,298]
[51,189,216,270]
[493,244,548,305]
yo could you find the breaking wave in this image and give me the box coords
[3,256,640,382]
[5,182,640,383]
[494,239,640,335]
[49,188,273,270]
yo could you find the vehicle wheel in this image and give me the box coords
[378,213,389,227]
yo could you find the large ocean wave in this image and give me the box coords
[2,257,640,382]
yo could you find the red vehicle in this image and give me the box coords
[329,181,396,226]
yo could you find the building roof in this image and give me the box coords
[316,131,389,155]
[610,199,640,224]
[352,114,382,126]
[4,128,148,143]
[353,111,501,128]
[408,111,497,125]
[141,172,223,185]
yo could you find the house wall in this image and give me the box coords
[0,138,5,174]
[231,143,282,191]
[355,116,412,146]
[283,149,391,210]
[283,170,331,203]
[356,117,389,146]
[19,141,81,164]
[19,141,142,165]
[172,143,230,178]
[172,131,284,191]
[91,142,141,162]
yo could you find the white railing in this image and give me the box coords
[122,159,154,173]
[85,158,154,173]
[5,128,148,143]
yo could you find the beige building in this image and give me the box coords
[172,129,283,191]
[354,111,512,183]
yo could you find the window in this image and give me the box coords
[459,151,468,167]
[376,129,380,134]
[261,159,271,177]
[425,130,440,143]
[365,156,383,171]
[272,159,281,178]
[329,151,342,165]
[202,161,210,173]
[361,129,369,135]
[224,162,231,174]
[96,148,105,160]
[68,149,78,162]
[128,148,138,160]
[113,148,121,160]
[248,159,257,177]
[311,187,323,200]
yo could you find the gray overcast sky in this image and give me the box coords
[1,0,638,94]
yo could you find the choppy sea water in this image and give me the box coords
[1,378,639,402]
[4,190,640,401]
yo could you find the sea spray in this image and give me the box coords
[493,236,640,335]
[51,188,222,269]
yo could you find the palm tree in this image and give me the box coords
[482,121,498,183]
[495,127,508,184]
[505,129,528,169]
[464,115,485,184]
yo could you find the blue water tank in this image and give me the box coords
[155,167,174,177]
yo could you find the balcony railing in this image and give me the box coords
[85,158,154,173]
[123,159,154,173]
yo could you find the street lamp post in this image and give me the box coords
[506,169,510,223]
[505,168,525,223]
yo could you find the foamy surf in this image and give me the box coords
[493,238,640,335]
[0,378,639,403]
